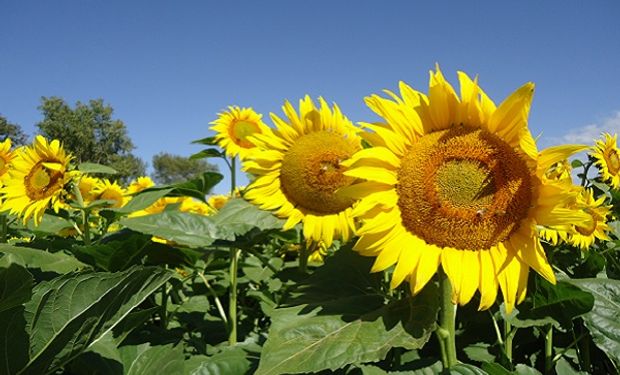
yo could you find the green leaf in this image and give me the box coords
[186,346,251,375]
[554,357,588,375]
[78,162,118,175]
[514,277,594,329]
[72,233,152,271]
[0,264,32,374]
[566,278,620,369]
[481,363,511,375]
[463,342,495,363]
[19,266,173,374]
[211,198,285,236]
[118,343,184,375]
[255,248,439,375]
[106,188,174,215]
[0,264,33,313]
[571,159,584,168]
[191,136,218,146]
[0,305,29,375]
[190,148,224,160]
[0,244,87,274]
[512,364,543,375]
[26,214,74,235]
[449,364,490,374]
[120,211,230,248]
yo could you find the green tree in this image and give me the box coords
[152,152,218,184]
[36,97,146,182]
[0,115,29,145]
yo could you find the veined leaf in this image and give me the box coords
[567,278,620,369]
[211,198,285,236]
[118,343,184,375]
[77,162,118,175]
[19,266,172,374]
[120,211,230,248]
[255,248,439,375]
[0,244,86,274]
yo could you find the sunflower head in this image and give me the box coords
[127,176,155,194]
[0,138,16,180]
[343,67,589,312]
[569,188,611,249]
[591,133,620,189]
[242,96,362,247]
[208,194,230,210]
[1,135,74,225]
[544,159,573,182]
[77,175,101,203]
[210,106,270,159]
[94,179,126,208]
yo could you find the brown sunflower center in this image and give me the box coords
[607,149,620,174]
[396,126,533,250]
[575,209,597,236]
[280,131,358,214]
[231,120,261,148]
[25,161,64,200]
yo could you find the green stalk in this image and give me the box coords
[505,320,515,367]
[299,241,311,273]
[228,248,241,345]
[581,161,593,187]
[544,325,554,375]
[0,214,7,243]
[230,156,236,196]
[82,210,91,246]
[438,268,458,368]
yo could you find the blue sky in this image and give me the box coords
[1,1,619,194]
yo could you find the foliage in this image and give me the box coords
[0,114,28,145]
[36,97,146,182]
[152,152,218,185]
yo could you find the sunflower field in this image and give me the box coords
[1,68,620,375]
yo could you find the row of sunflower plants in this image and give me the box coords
[1,67,620,375]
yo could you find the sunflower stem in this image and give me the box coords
[580,160,593,187]
[0,214,7,243]
[438,268,458,368]
[544,324,554,375]
[82,210,91,246]
[299,242,309,273]
[230,156,236,196]
[228,247,241,345]
[504,320,514,367]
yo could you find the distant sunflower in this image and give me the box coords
[1,135,73,225]
[208,194,230,210]
[243,96,361,247]
[78,175,101,204]
[592,133,620,189]
[94,179,126,208]
[211,106,271,159]
[0,138,16,182]
[342,67,589,312]
[544,159,572,182]
[569,188,611,249]
[127,176,155,194]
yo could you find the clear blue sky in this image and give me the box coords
[1,1,619,194]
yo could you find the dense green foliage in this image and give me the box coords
[36,97,146,182]
[152,152,218,185]
[0,115,28,145]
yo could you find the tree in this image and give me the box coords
[152,152,218,185]
[36,97,146,182]
[0,115,29,145]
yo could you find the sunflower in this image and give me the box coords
[342,67,590,312]
[0,138,16,181]
[1,135,73,225]
[544,159,572,182]
[93,179,126,208]
[127,176,155,194]
[569,188,611,249]
[591,133,620,189]
[242,96,362,247]
[77,175,101,204]
[211,106,271,159]
[208,194,230,210]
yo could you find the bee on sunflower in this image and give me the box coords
[341,67,590,312]
[0,135,75,225]
[241,96,362,248]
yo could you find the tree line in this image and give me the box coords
[1,97,217,184]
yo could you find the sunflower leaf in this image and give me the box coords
[19,266,172,374]
[255,247,439,375]
[565,278,620,369]
[77,162,118,175]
